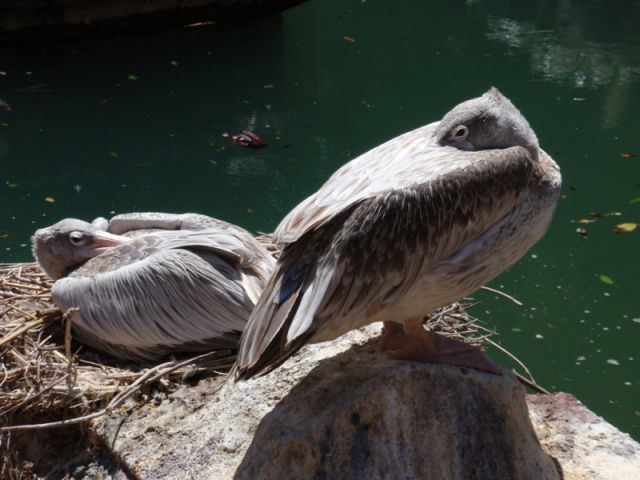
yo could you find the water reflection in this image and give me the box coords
[478,0,640,128]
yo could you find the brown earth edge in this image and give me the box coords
[0,0,308,42]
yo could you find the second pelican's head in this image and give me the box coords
[32,218,130,280]
[435,87,539,160]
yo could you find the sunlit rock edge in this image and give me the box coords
[74,325,640,480]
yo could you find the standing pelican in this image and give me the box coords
[32,212,274,361]
[235,88,562,379]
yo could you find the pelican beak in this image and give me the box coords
[93,231,131,250]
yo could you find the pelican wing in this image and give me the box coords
[236,145,534,378]
[274,122,468,244]
[74,228,270,277]
[109,212,242,235]
[53,247,252,361]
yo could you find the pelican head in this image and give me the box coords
[32,218,130,280]
[435,87,539,160]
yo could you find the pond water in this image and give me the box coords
[1,0,639,439]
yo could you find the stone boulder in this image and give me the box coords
[528,393,640,480]
[93,325,561,479]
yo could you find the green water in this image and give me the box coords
[1,0,639,439]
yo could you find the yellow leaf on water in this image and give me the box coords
[44,196,55,204]
[576,218,596,224]
[614,222,637,233]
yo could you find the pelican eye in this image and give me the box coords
[452,125,469,140]
[69,231,87,245]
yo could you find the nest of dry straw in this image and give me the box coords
[0,263,238,435]
[0,260,501,434]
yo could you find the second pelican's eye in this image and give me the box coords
[69,231,86,245]
[452,125,469,139]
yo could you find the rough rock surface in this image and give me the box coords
[528,393,640,480]
[93,325,562,479]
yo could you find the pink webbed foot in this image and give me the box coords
[380,319,501,375]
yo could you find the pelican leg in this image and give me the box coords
[380,318,501,375]
[380,321,407,351]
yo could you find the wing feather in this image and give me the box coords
[274,122,468,244]
[54,248,253,361]
[236,146,534,378]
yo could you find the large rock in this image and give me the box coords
[93,325,562,479]
[528,393,640,480]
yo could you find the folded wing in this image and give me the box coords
[236,145,534,378]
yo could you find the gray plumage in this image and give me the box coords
[235,87,562,379]
[32,212,275,361]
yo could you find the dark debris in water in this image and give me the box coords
[590,211,621,218]
[232,130,268,149]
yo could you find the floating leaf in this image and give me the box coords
[232,130,268,149]
[576,218,596,224]
[590,211,621,218]
[614,222,637,233]
[110,151,119,158]
[343,35,356,42]
[511,327,522,333]
[599,274,614,285]
[0,71,6,76]
[6,182,18,188]
[127,74,140,81]
[263,84,275,89]
[635,411,640,417]
[620,152,637,158]
[0,232,9,239]
[576,227,588,238]
[0,122,8,127]
[629,197,640,205]
[44,196,55,203]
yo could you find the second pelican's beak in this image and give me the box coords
[93,231,132,250]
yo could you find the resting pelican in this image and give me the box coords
[234,87,562,379]
[32,212,275,361]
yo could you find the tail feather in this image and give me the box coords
[234,270,314,380]
[234,232,326,380]
[234,206,359,381]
